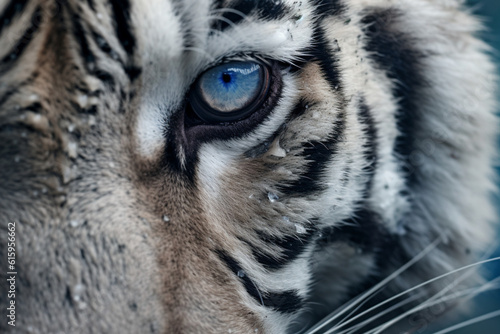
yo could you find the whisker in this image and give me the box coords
[432,309,500,334]
[304,238,442,334]
[334,291,423,334]
[207,14,243,32]
[366,276,500,334]
[250,277,265,307]
[327,256,500,333]
[210,8,248,20]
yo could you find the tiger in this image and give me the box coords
[0,0,498,333]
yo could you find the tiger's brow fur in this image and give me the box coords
[0,0,498,333]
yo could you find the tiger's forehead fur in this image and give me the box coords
[0,0,497,333]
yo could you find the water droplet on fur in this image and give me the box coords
[72,284,87,310]
[73,284,85,301]
[305,104,309,109]
[77,301,87,310]
[249,194,254,199]
[162,215,170,222]
[292,14,303,23]
[268,140,287,158]
[62,165,77,184]
[88,115,97,126]
[32,113,41,123]
[295,224,306,234]
[68,123,76,132]
[28,94,39,102]
[282,216,291,224]
[77,94,89,108]
[267,192,279,203]
[108,162,115,168]
[331,40,341,52]
[96,13,103,20]
[237,270,246,278]
[397,223,407,236]
[70,220,80,227]
[67,141,78,159]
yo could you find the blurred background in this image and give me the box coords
[424,1,500,333]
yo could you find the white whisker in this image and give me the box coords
[366,276,500,334]
[432,309,500,334]
[210,8,248,20]
[326,256,500,333]
[333,291,423,334]
[304,238,442,334]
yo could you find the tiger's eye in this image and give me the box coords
[189,61,271,123]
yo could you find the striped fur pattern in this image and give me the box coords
[0,0,497,333]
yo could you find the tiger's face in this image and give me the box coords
[0,0,497,333]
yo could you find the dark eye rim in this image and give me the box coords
[188,61,272,123]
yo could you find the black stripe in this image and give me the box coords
[310,23,343,93]
[91,30,114,56]
[287,98,314,122]
[0,73,36,109]
[108,0,135,54]
[213,0,289,31]
[216,250,265,306]
[70,10,96,71]
[362,9,423,186]
[170,0,195,48]
[0,88,18,109]
[311,0,345,19]
[317,209,388,254]
[216,250,303,313]
[86,0,96,12]
[0,0,29,37]
[253,227,316,271]
[243,98,316,159]
[89,30,141,81]
[358,98,378,198]
[319,210,409,308]
[264,290,302,314]
[278,111,346,196]
[1,6,41,68]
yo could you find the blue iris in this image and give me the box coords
[198,62,264,113]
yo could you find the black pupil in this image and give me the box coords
[222,72,232,83]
